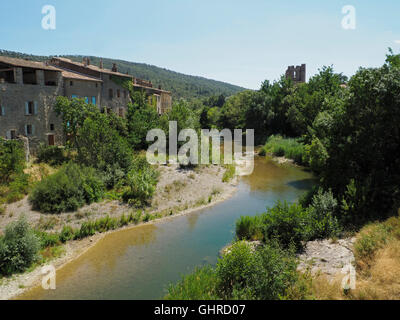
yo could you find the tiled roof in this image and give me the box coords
[0,56,59,71]
[60,69,103,82]
[53,57,133,78]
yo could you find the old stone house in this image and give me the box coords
[0,55,172,150]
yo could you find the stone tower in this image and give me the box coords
[285,64,306,84]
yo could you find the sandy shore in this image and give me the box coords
[0,164,239,300]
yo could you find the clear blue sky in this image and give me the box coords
[1,0,399,89]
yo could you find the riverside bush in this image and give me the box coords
[29,162,105,213]
[0,216,40,276]
[122,156,159,206]
[262,135,307,165]
[167,241,300,300]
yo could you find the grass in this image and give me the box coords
[222,164,235,183]
[261,135,307,165]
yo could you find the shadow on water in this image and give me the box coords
[18,157,314,300]
[286,178,317,191]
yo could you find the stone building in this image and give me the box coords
[285,64,306,84]
[0,55,172,150]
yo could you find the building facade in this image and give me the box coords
[0,56,172,150]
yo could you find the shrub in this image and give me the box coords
[3,173,30,204]
[0,138,25,184]
[35,230,60,248]
[305,189,341,240]
[216,241,299,300]
[263,201,309,250]
[36,144,66,166]
[0,216,40,276]
[166,266,219,300]
[122,156,159,206]
[59,226,75,243]
[29,162,105,213]
[262,135,307,165]
[236,215,263,241]
[222,165,235,183]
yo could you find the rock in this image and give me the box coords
[297,237,356,280]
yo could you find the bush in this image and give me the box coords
[166,266,219,300]
[122,156,159,206]
[262,135,307,165]
[36,144,66,166]
[2,173,30,204]
[168,241,300,300]
[236,215,263,241]
[222,165,235,183]
[35,230,60,248]
[262,201,309,250]
[59,226,75,243]
[305,189,341,239]
[0,216,40,276]
[0,139,25,184]
[29,162,105,213]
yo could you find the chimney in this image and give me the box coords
[112,63,118,72]
[83,57,88,67]
[158,85,162,90]
[99,59,103,69]
[87,58,91,65]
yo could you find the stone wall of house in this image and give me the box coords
[100,74,131,114]
[0,71,65,151]
[64,78,102,107]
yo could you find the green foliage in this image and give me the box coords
[0,216,40,276]
[262,135,307,165]
[122,156,159,206]
[29,162,105,213]
[166,266,219,300]
[35,230,60,248]
[126,91,161,150]
[222,165,235,183]
[235,215,263,241]
[36,144,67,166]
[1,173,30,204]
[0,138,25,184]
[167,241,300,300]
[59,226,75,243]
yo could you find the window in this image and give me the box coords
[92,97,96,105]
[71,95,78,99]
[84,97,89,104]
[117,90,120,98]
[50,124,55,131]
[0,106,5,116]
[70,81,73,86]
[25,124,34,136]
[95,83,98,88]
[109,89,113,99]
[119,108,124,117]
[10,130,16,140]
[25,101,37,115]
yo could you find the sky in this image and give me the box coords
[1,0,400,89]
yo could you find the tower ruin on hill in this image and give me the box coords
[285,64,306,84]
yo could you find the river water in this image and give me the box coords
[20,157,314,300]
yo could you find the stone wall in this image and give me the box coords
[0,73,64,151]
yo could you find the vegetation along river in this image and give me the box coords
[20,156,314,300]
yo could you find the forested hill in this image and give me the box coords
[0,50,246,100]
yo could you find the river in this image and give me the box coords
[20,156,314,300]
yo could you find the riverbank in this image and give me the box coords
[0,164,239,300]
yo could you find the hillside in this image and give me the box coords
[0,50,246,100]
